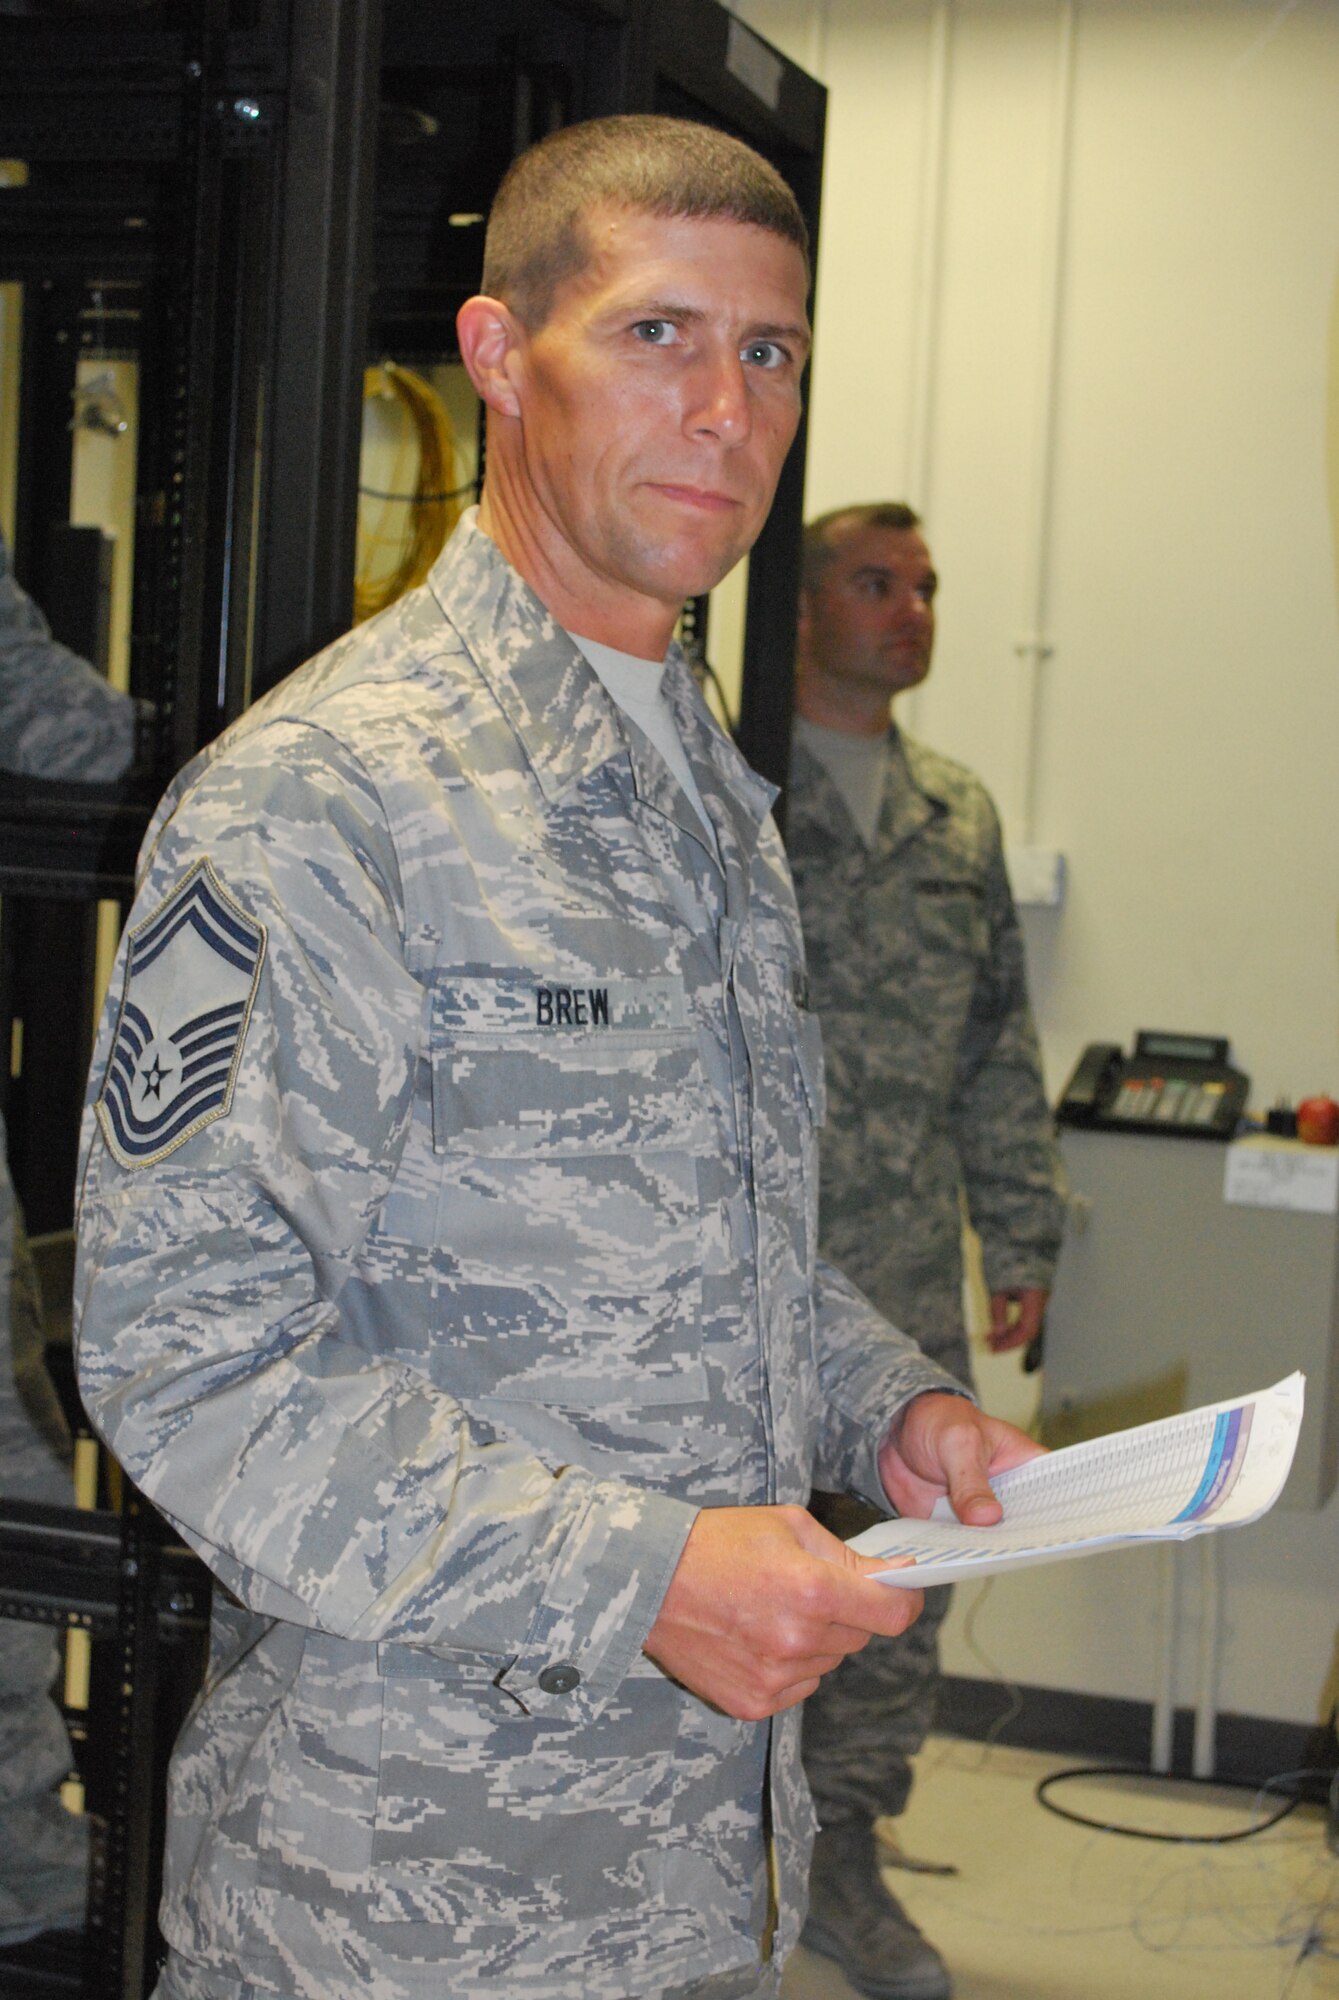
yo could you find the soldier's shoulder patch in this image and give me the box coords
[96,859,267,1169]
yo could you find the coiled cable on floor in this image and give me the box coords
[1034,1763,1322,1844]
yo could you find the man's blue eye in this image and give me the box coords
[744,341,784,369]
[634,320,674,344]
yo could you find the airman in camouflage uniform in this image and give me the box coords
[0,1112,93,1946]
[0,529,152,782]
[74,127,1040,2000]
[787,505,1064,2000]
[0,527,133,1944]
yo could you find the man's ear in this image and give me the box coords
[456,295,525,418]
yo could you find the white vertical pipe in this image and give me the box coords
[1150,1542,1178,1774]
[900,0,953,740]
[804,0,830,85]
[906,0,953,515]
[1193,1534,1221,1779]
[1011,0,1077,845]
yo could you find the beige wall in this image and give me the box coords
[738,0,1339,1731]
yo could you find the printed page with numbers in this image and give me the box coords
[850,1372,1305,1588]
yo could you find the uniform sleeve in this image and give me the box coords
[947,798,1065,1290]
[75,723,695,1722]
[809,1256,969,1511]
[0,536,149,782]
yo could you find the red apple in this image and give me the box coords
[1295,1095,1339,1145]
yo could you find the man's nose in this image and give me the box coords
[686,351,752,444]
[894,589,932,624]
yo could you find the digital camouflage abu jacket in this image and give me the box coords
[786,727,1064,1366]
[75,514,956,2000]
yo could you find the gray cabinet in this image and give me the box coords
[1041,1129,1339,1511]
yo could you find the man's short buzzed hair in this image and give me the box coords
[802,503,923,591]
[482,113,810,328]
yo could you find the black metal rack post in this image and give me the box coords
[0,1498,210,2000]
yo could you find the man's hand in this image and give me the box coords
[877,1392,1044,1525]
[644,1505,923,1722]
[986,1285,1049,1354]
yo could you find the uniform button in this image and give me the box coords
[537,1664,581,1695]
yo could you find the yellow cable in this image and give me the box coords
[354,361,464,622]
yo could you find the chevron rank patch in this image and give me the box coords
[97,859,266,1169]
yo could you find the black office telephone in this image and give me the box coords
[1056,1030,1249,1141]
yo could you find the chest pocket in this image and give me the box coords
[912,878,988,962]
[428,973,712,1408]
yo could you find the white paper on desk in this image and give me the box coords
[1223,1144,1339,1216]
[849,1372,1304,1589]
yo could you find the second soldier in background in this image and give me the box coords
[788,504,1065,2000]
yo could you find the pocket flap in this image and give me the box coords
[431,975,712,1156]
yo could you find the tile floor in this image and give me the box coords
[779,1737,1339,2000]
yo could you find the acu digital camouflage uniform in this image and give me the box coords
[0,530,139,1944]
[786,726,1063,1829]
[0,1112,91,1943]
[74,514,961,2000]
[0,530,151,782]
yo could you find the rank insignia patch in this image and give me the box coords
[97,860,266,1168]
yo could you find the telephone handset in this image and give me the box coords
[1057,1042,1123,1116]
[1056,1030,1248,1141]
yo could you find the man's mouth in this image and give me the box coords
[649,483,740,513]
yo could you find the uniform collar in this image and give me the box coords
[663,652,778,911]
[880,724,945,852]
[427,510,625,807]
[427,512,777,869]
[790,720,945,859]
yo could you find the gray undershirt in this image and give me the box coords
[573,634,718,851]
[794,716,888,848]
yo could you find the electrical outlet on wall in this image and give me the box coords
[1005,847,1066,908]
